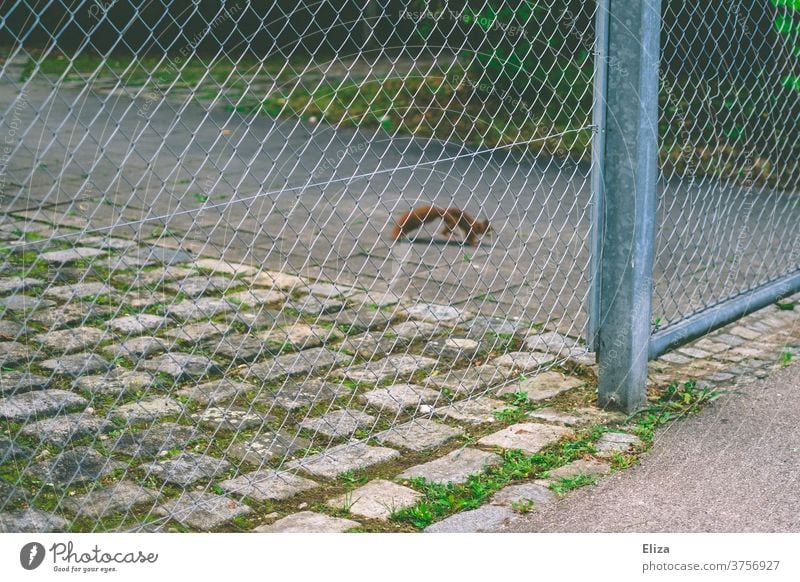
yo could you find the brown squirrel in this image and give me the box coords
[389,205,492,246]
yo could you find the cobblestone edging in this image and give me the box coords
[0,217,798,532]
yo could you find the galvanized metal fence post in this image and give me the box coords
[594,0,662,412]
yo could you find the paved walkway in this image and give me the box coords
[497,360,800,533]
[0,219,798,532]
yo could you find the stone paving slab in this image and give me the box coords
[177,379,251,405]
[227,430,311,465]
[80,236,138,251]
[0,294,55,312]
[255,511,359,533]
[424,504,518,533]
[0,436,30,463]
[336,331,411,359]
[419,338,482,362]
[0,341,35,365]
[223,309,295,331]
[113,397,184,423]
[714,333,746,347]
[544,459,611,482]
[203,334,269,362]
[0,320,24,339]
[284,295,345,316]
[374,418,464,452]
[104,336,169,359]
[137,246,193,265]
[493,351,554,371]
[399,448,502,484]
[193,258,258,277]
[478,422,571,455]
[0,276,44,294]
[166,297,236,320]
[390,320,441,340]
[337,354,437,383]
[490,481,557,508]
[424,365,515,396]
[327,479,422,520]
[39,247,105,264]
[29,303,115,329]
[163,321,229,344]
[286,441,400,479]
[406,303,471,324]
[143,452,231,486]
[322,308,398,332]
[526,407,606,426]
[21,412,112,446]
[677,346,712,359]
[34,326,106,354]
[658,352,693,365]
[258,323,337,351]
[140,353,219,379]
[72,369,156,396]
[360,383,442,415]
[433,396,508,424]
[348,290,402,307]
[44,282,114,301]
[306,282,361,299]
[110,423,199,458]
[247,270,305,290]
[192,406,275,432]
[244,347,351,382]
[496,371,584,401]
[125,290,172,308]
[255,378,351,411]
[523,331,581,353]
[0,478,23,506]
[61,481,159,518]
[227,288,285,306]
[0,509,69,532]
[125,266,197,287]
[164,275,233,297]
[219,470,318,501]
[298,409,377,439]
[27,447,123,487]
[107,314,167,334]
[595,431,642,456]
[39,353,112,376]
[156,491,251,530]
[0,389,87,420]
[0,371,49,396]
[728,325,762,340]
[462,316,532,337]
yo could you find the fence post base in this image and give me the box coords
[595,0,662,413]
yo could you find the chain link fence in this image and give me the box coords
[0,1,598,532]
[652,0,800,333]
[0,0,797,532]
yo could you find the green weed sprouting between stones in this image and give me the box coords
[549,473,598,497]
[626,379,721,444]
[392,379,721,530]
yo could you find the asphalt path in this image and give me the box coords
[497,361,800,532]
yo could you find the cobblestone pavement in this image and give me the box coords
[1,216,798,532]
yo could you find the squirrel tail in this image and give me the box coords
[389,223,403,241]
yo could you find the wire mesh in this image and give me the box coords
[0,1,597,531]
[652,0,800,332]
